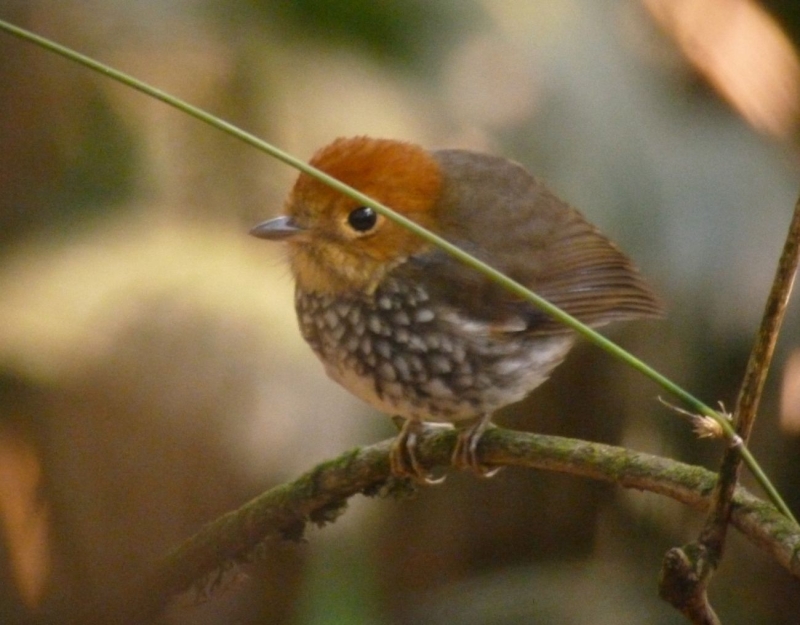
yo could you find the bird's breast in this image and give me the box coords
[294,276,574,422]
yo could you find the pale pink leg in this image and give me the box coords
[452,414,501,477]
[390,418,446,484]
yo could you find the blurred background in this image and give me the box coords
[1,0,799,623]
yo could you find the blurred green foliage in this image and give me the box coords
[58,93,138,217]
[761,0,800,44]
[244,0,479,69]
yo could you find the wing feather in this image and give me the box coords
[417,149,663,334]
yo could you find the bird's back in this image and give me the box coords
[424,149,663,333]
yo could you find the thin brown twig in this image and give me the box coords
[708,193,800,550]
[659,194,800,622]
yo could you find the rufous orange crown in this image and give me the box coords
[284,137,443,295]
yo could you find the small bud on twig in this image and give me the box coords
[658,397,731,440]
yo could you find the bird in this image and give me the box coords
[250,136,662,482]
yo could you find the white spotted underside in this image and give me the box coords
[296,277,574,423]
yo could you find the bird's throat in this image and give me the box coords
[289,240,403,296]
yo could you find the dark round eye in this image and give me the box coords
[347,206,378,232]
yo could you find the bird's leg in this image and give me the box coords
[390,417,446,484]
[452,414,501,477]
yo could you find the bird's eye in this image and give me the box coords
[347,206,378,232]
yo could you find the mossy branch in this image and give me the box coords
[95,427,799,623]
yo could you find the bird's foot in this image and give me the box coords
[389,418,447,485]
[452,416,501,478]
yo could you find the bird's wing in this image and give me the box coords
[422,149,662,334]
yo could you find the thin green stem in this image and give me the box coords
[0,18,794,523]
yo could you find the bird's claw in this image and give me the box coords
[390,419,446,485]
[390,417,501,482]
[452,417,502,478]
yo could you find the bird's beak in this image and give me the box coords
[249,215,306,241]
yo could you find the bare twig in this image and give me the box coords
[659,545,720,625]
[709,193,800,549]
[82,427,800,624]
[660,195,800,621]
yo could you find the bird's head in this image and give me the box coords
[251,137,442,295]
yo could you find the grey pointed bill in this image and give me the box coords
[250,215,305,240]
